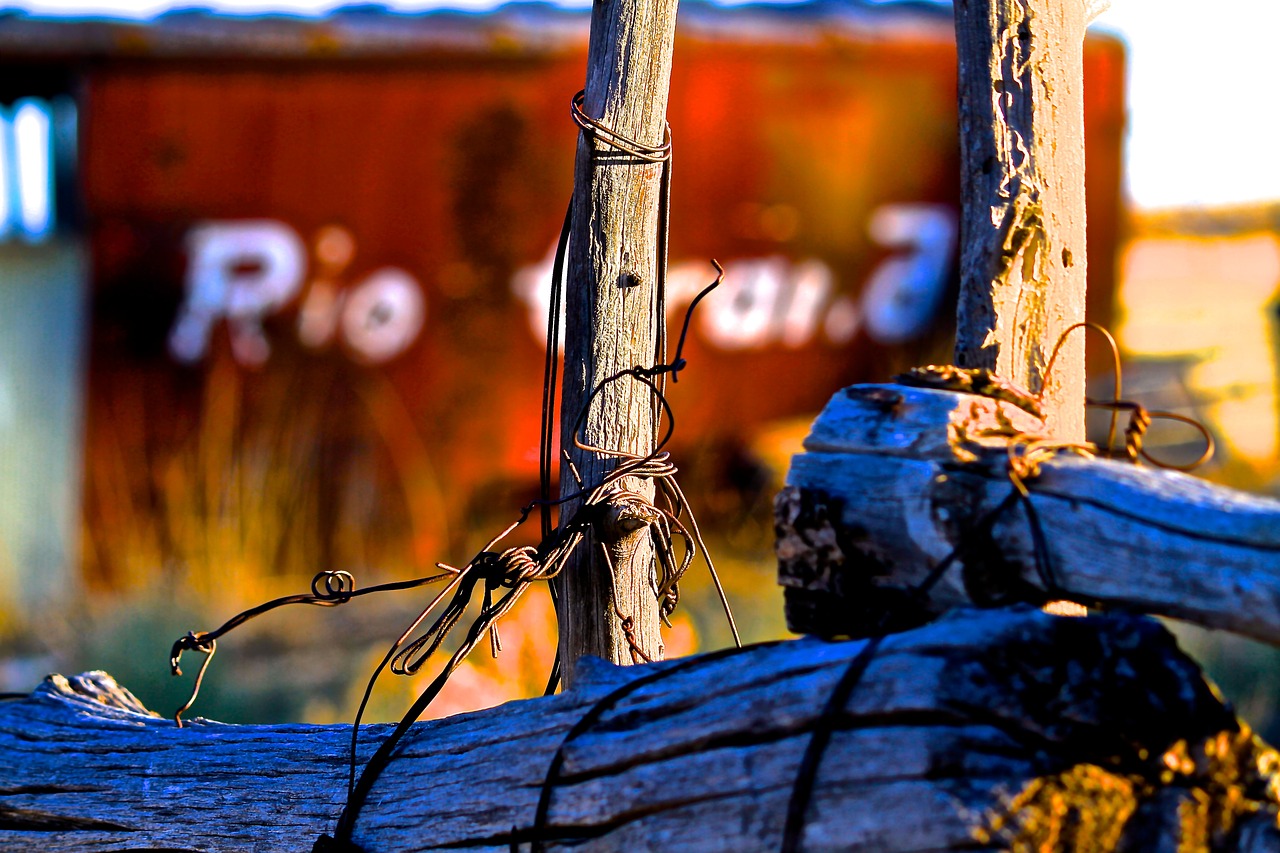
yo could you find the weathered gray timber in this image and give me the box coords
[954,0,1089,442]
[777,383,1280,643]
[5,607,1279,852]
[556,0,680,681]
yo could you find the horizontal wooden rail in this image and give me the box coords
[778,384,1280,645]
[3,607,1279,851]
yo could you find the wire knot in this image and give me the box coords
[169,631,213,677]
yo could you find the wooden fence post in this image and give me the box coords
[954,0,1089,441]
[556,0,679,682]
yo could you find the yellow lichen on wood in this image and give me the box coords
[976,763,1137,853]
[976,726,1280,852]
[1164,727,1274,851]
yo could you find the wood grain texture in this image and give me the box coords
[5,608,1279,851]
[556,0,680,679]
[953,0,1088,442]
[778,384,1280,644]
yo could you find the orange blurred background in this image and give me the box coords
[0,2,1129,722]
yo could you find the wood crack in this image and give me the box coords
[0,805,135,833]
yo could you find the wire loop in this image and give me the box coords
[1041,320,1215,470]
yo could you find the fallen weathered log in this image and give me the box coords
[3,606,1279,851]
[777,383,1280,644]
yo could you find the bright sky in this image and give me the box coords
[1091,0,1280,209]
[4,0,1279,210]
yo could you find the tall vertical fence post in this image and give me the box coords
[954,0,1090,440]
[556,0,680,683]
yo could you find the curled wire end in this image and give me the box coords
[670,260,724,384]
[171,636,216,728]
[312,570,356,601]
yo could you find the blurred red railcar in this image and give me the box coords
[0,1,1124,597]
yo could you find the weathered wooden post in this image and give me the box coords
[778,0,1094,635]
[556,0,679,680]
[954,0,1089,441]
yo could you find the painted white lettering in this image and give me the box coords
[170,220,426,367]
[297,281,343,350]
[512,250,841,352]
[780,260,832,348]
[297,225,357,349]
[700,258,787,350]
[510,204,955,354]
[861,204,957,345]
[169,220,306,366]
[824,296,861,345]
[341,268,426,364]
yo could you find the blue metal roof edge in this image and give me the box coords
[0,0,952,25]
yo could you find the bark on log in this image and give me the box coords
[556,0,679,681]
[777,383,1280,645]
[954,0,1089,442]
[4,608,1280,852]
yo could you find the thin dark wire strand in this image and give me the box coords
[524,640,785,851]
[1139,409,1216,469]
[663,472,740,647]
[538,202,573,696]
[1085,398,1215,470]
[343,570,470,802]
[779,635,883,853]
[1018,493,1062,597]
[330,385,673,840]
[553,265,722,500]
[168,569,453,724]
[570,90,672,163]
[780,483,1025,852]
[670,260,722,382]
[1041,321,1214,471]
[909,489,1021,598]
[543,648,562,698]
[169,570,450,663]
[654,137,672,430]
[335,577,536,843]
[540,202,573,543]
